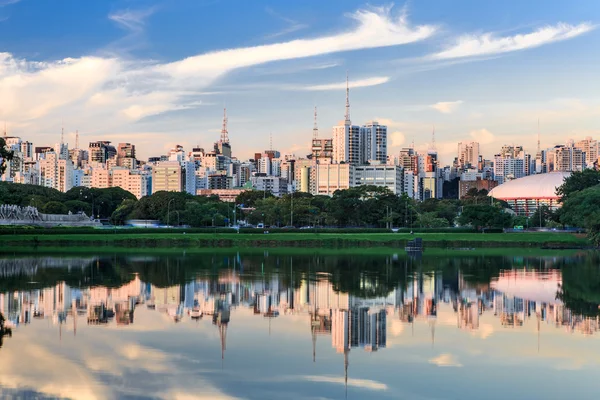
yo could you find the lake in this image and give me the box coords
[1,250,599,399]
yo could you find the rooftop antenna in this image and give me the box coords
[269,132,273,151]
[344,71,350,124]
[313,106,319,140]
[75,130,79,150]
[61,120,64,145]
[220,108,229,144]
[431,125,437,151]
[537,118,541,154]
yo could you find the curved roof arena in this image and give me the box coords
[488,172,571,200]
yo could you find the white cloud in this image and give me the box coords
[429,353,462,367]
[433,22,594,59]
[264,6,308,39]
[430,100,463,114]
[299,76,390,91]
[301,375,388,391]
[109,7,156,32]
[0,0,20,6]
[469,128,495,144]
[389,131,406,147]
[0,5,435,155]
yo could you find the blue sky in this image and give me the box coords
[1,0,599,162]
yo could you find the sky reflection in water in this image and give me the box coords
[1,251,600,400]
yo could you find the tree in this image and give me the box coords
[559,185,600,244]
[41,201,68,215]
[235,190,274,207]
[458,204,512,230]
[111,199,137,225]
[0,138,14,176]
[556,169,600,201]
[529,205,556,228]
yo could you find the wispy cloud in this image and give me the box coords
[300,376,388,391]
[264,6,308,39]
[429,353,463,367]
[0,5,434,157]
[109,7,157,32]
[432,22,594,59]
[0,0,20,7]
[299,76,390,91]
[430,100,463,114]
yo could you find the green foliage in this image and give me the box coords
[559,185,600,244]
[556,169,600,201]
[41,201,68,215]
[0,138,14,176]
[528,205,558,228]
[458,204,513,230]
[235,190,274,207]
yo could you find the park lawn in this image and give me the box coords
[0,231,589,247]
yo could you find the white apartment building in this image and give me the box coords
[360,122,387,164]
[494,147,527,184]
[332,122,361,165]
[38,151,74,192]
[251,176,288,197]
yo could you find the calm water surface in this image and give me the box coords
[1,251,600,399]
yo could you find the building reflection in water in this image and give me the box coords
[2,254,600,380]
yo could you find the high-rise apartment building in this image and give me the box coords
[88,141,116,165]
[360,121,387,164]
[457,141,480,169]
[574,137,598,167]
[554,143,585,172]
[494,146,527,184]
[38,151,74,192]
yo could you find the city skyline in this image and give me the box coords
[1,1,599,164]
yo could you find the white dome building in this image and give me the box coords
[488,172,570,216]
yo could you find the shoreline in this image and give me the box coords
[0,232,590,250]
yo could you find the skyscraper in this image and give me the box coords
[457,141,480,169]
[360,121,387,164]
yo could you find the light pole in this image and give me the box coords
[290,192,294,227]
[167,198,175,227]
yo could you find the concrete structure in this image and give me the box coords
[457,141,480,169]
[459,178,498,199]
[38,152,74,192]
[488,172,570,216]
[360,121,387,164]
[251,176,288,197]
[313,163,352,196]
[0,205,101,227]
[575,137,598,167]
[197,189,246,203]
[152,161,183,193]
[352,164,402,194]
[494,146,527,184]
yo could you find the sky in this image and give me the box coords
[1,0,599,163]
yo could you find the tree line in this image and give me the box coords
[1,169,597,232]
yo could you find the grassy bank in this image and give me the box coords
[0,232,590,250]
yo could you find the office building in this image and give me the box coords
[152,161,183,193]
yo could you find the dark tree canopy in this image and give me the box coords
[0,138,14,176]
[557,169,600,201]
